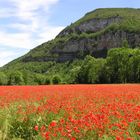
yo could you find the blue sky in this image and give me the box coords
[0,0,140,66]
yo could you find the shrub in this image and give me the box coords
[52,75,62,84]
[8,71,25,85]
[35,74,46,85]
[45,77,51,85]
[0,72,8,85]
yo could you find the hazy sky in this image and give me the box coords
[0,0,140,66]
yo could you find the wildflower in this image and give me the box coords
[116,136,123,140]
[34,125,39,131]
[71,137,76,140]
[41,125,46,131]
[137,122,140,127]
[45,132,50,139]
[50,121,57,127]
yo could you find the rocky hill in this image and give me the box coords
[1,8,140,85]
[5,8,140,65]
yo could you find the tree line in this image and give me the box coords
[75,44,140,84]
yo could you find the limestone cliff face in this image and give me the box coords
[50,31,140,62]
[57,16,122,37]
[23,30,140,62]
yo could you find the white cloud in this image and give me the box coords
[0,50,19,67]
[36,26,64,45]
[0,0,65,66]
[0,8,14,18]
[0,31,32,49]
[0,26,64,49]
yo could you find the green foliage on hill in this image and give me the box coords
[0,46,140,85]
[106,47,140,83]
[8,71,25,85]
[52,75,62,84]
[76,56,106,84]
[73,8,140,32]
[0,72,8,85]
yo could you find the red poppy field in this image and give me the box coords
[0,84,140,140]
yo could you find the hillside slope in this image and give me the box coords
[5,8,140,65]
[1,8,140,85]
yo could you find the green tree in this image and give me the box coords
[76,55,106,84]
[52,75,62,84]
[8,71,25,85]
[45,77,51,85]
[106,47,140,83]
[0,72,8,85]
[122,39,129,48]
[88,59,106,83]
[128,49,140,82]
[68,66,81,84]
[76,55,94,83]
[35,74,46,85]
